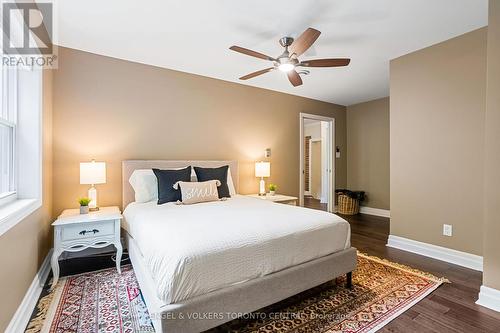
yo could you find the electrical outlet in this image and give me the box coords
[443,224,453,237]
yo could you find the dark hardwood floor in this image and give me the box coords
[304,197,500,332]
[304,195,328,211]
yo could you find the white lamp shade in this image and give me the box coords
[255,161,270,178]
[80,161,106,185]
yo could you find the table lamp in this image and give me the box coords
[255,161,270,196]
[80,160,106,210]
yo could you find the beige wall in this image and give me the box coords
[483,1,500,290]
[390,28,487,255]
[52,47,347,215]
[347,97,390,210]
[0,70,53,331]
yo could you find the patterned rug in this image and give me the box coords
[26,254,448,333]
[26,265,154,333]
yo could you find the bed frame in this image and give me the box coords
[122,160,357,333]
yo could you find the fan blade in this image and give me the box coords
[229,46,276,61]
[287,70,303,87]
[239,67,274,80]
[289,28,321,57]
[299,58,351,67]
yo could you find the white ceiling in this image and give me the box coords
[53,0,487,106]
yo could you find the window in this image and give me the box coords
[0,64,42,236]
[0,64,18,204]
[0,6,43,237]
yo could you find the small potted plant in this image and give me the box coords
[79,197,91,214]
[268,183,277,196]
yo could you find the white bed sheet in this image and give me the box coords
[123,195,350,304]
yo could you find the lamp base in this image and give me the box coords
[259,178,266,196]
[88,185,99,210]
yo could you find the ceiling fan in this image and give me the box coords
[229,28,350,87]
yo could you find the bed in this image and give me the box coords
[122,160,357,333]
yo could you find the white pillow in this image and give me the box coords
[129,168,197,203]
[227,167,237,196]
[129,169,158,203]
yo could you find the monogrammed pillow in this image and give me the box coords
[173,180,223,205]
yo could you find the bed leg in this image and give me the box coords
[346,272,352,289]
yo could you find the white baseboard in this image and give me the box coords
[6,248,52,333]
[333,205,391,218]
[387,235,483,271]
[476,285,500,312]
[359,206,391,218]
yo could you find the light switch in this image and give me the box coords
[443,224,452,237]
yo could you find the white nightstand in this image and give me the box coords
[246,194,298,206]
[50,206,123,289]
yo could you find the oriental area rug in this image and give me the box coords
[26,253,447,333]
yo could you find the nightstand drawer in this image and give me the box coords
[61,221,115,241]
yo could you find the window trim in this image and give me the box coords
[0,199,39,236]
[0,3,43,237]
[0,120,15,200]
[0,191,16,205]
[0,67,43,237]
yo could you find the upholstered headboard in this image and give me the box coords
[122,160,239,208]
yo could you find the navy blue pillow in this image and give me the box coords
[193,166,230,198]
[153,167,192,204]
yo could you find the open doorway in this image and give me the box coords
[299,113,334,212]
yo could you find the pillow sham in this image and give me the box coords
[129,168,198,203]
[193,165,230,198]
[227,167,237,196]
[129,169,158,203]
[173,180,221,205]
[191,166,236,195]
[153,166,192,204]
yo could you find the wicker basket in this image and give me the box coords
[337,194,360,215]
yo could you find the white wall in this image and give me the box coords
[304,122,321,140]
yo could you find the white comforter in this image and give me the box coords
[123,195,350,304]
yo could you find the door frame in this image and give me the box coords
[299,113,335,212]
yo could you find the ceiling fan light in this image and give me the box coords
[278,63,295,72]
